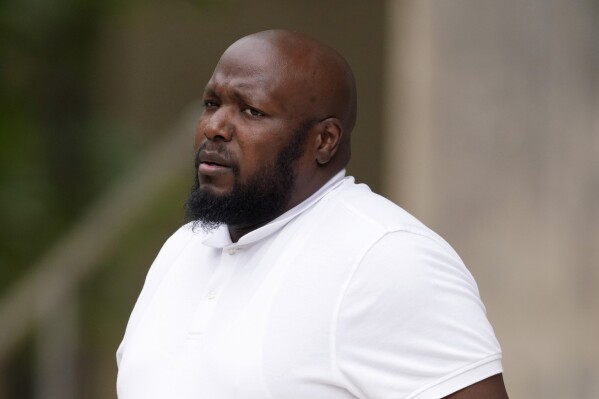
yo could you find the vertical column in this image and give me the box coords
[383,0,599,398]
[382,0,436,220]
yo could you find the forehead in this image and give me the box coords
[204,38,303,105]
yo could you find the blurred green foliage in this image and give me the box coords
[0,0,122,288]
[0,0,209,397]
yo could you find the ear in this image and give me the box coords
[314,117,343,165]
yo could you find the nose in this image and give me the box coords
[198,106,234,144]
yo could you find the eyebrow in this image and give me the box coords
[202,85,218,98]
[203,84,265,108]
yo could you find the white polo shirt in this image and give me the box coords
[117,171,502,399]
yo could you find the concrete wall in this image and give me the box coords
[383,1,599,397]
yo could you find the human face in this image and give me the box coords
[194,38,312,199]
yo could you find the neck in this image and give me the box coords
[226,168,345,243]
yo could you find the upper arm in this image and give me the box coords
[335,231,504,398]
[443,374,509,399]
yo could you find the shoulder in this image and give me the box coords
[326,178,421,228]
[343,230,482,317]
[322,178,456,254]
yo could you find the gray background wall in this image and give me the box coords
[384,1,599,398]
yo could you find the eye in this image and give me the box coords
[242,106,265,117]
[203,99,219,109]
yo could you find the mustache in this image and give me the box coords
[194,141,236,169]
[194,141,240,177]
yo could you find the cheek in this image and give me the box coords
[236,143,280,179]
[236,149,260,178]
[194,123,204,152]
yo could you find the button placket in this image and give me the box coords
[187,246,238,338]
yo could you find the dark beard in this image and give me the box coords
[184,121,313,232]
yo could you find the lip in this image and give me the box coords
[198,150,232,176]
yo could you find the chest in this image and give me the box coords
[118,208,380,399]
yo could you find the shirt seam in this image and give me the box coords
[330,229,394,398]
[341,196,461,258]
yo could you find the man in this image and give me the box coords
[117,29,508,398]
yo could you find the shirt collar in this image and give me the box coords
[203,170,347,249]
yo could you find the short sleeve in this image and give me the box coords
[335,231,502,399]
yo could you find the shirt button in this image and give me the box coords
[207,291,217,300]
[226,247,238,255]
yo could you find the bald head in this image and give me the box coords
[245,30,356,127]
[221,29,357,168]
